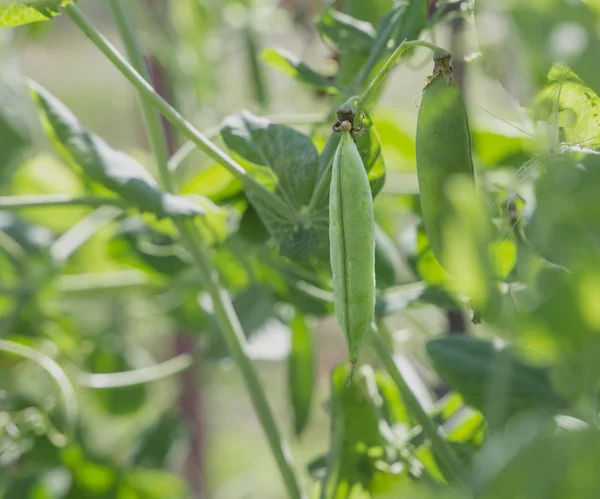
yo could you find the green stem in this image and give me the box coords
[107,0,172,191]
[0,194,128,210]
[0,339,77,445]
[80,4,304,497]
[64,4,299,225]
[369,327,465,488]
[178,220,305,499]
[361,39,446,108]
[77,352,195,388]
[307,40,448,214]
[56,270,160,294]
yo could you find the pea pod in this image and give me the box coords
[415,54,475,269]
[329,120,375,364]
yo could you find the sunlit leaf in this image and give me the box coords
[0,1,74,28]
[29,81,204,219]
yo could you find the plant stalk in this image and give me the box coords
[85,3,304,497]
[360,39,446,108]
[178,220,305,499]
[0,194,129,210]
[107,0,173,191]
[64,3,300,225]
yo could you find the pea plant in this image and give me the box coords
[2,0,600,498]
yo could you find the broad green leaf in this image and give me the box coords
[221,111,319,211]
[316,9,376,54]
[262,48,339,94]
[220,111,328,257]
[0,1,73,28]
[287,313,316,436]
[426,336,568,424]
[28,81,204,219]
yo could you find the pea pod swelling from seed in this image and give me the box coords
[329,120,376,364]
[416,54,475,270]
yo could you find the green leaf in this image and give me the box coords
[426,336,568,424]
[221,111,328,258]
[28,81,204,219]
[221,112,319,211]
[534,64,600,149]
[288,313,316,436]
[316,9,376,54]
[0,0,73,28]
[262,48,339,94]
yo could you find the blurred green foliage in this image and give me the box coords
[2,0,600,498]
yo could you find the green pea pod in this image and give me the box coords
[415,54,475,269]
[329,123,375,364]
